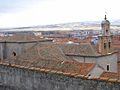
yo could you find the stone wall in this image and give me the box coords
[97,53,118,72]
[71,53,118,72]
[0,40,52,60]
[0,42,37,60]
[0,64,119,90]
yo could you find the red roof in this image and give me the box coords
[99,72,119,82]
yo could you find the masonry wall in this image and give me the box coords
[0,42,37,60]
[0,41,52,60]
[97,53,118,72]
[71,53,118,72]
[0,64,119,90]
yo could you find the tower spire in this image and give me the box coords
[104,11,107,20]
[104,14,107,20]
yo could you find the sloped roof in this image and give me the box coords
[4,43,96,76]
[12,43,100,62]
[60,43,99,56]
[18,44,70,61]
[99,62,120,81]
[5,58,95,76]
[3,42,119,81]
[100,72,119,81]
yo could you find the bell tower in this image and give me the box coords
[98,15,112,55]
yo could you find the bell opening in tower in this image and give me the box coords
[104,43,106,49]
[108,42,111,48]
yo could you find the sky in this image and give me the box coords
[0,0,120,28]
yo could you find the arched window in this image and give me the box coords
[106,30,108,35]
[12,52,16,56]
[104,43,106,49]
[106,30,108,33]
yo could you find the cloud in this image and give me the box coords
[0,0,42,14]
[0,0,120,28]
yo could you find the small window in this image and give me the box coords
[106,30,108,33]
[106,30,108,35]
[88,74,91,77]
[107,65,110,71]
[104,43,106,49]
[12,52,16,56]
[108,42,111,48]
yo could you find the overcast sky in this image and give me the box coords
[0,0,120,28]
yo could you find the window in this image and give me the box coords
[108,42,111,48]
[88,74,91,77]
[104,43,106,49]
[107,64,110,71]
[106,30,108,33]
[106,30,108,35]
[12,52,16,56]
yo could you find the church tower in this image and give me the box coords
[98,15,112,55]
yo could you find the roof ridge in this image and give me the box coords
[97,64,105,71]
[26,42,39,52]
[88,43,99,56]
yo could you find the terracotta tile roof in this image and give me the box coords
[18,44,70,61]
[1,41,119,81]
[8,43,99,62]
[99,62,120,81]
[3,59,95,76]
[60,43,99,56]
[3,43,96,76]
[100,72,119,81]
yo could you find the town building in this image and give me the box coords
[0,15,119,90]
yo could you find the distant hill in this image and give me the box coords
[0,20,120,31]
